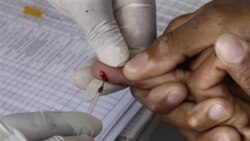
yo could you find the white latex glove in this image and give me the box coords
[48,0,156,101]
[0,112,102,141]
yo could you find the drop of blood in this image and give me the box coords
[100,70,109,82]
[98,85,104,93]
[98,71,109,93]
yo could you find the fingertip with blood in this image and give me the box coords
[91,61,131,86]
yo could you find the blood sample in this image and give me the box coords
[98,71,109,93]
[87,71,109,114]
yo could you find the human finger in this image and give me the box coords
[114,0,156,57]
[186,97,250,139]
[215,33,250,96]
[131,82,188,114]
[131,69,190,89]
[0,112,102,141]
[190,47,214,71]
[75,62,187,101]
[90,61,130,85]
[187,98,233,132]
[124,0,250,81]
[49,0,129,67]
[188,51,230,101]
[161,102,194,130]
[181,126,240,141]
[73,66,124,101]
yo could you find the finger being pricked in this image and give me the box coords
[91,61,190,89]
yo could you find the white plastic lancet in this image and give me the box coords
[87,70,108,114]
[87,91,100,114]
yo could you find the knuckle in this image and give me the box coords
[157,35,169,48]
[165,30,180,45]
[162,30,182,50]
[150,35,170,57]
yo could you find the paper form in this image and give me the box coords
[0,0,137,140]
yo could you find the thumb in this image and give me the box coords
[215,33,250,95]
[49,0,129,67]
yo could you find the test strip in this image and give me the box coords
[23,6,44,18]
[87,92,100,114]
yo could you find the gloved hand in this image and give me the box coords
[48,0,156,101]
[0,112,102,141]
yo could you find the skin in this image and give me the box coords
[91,0,250,140]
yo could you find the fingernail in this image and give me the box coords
[208,104,230,121]
[215,34,246,64]
[125,53,148,73]
[167,91,185,105]
[217,135,230,141]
